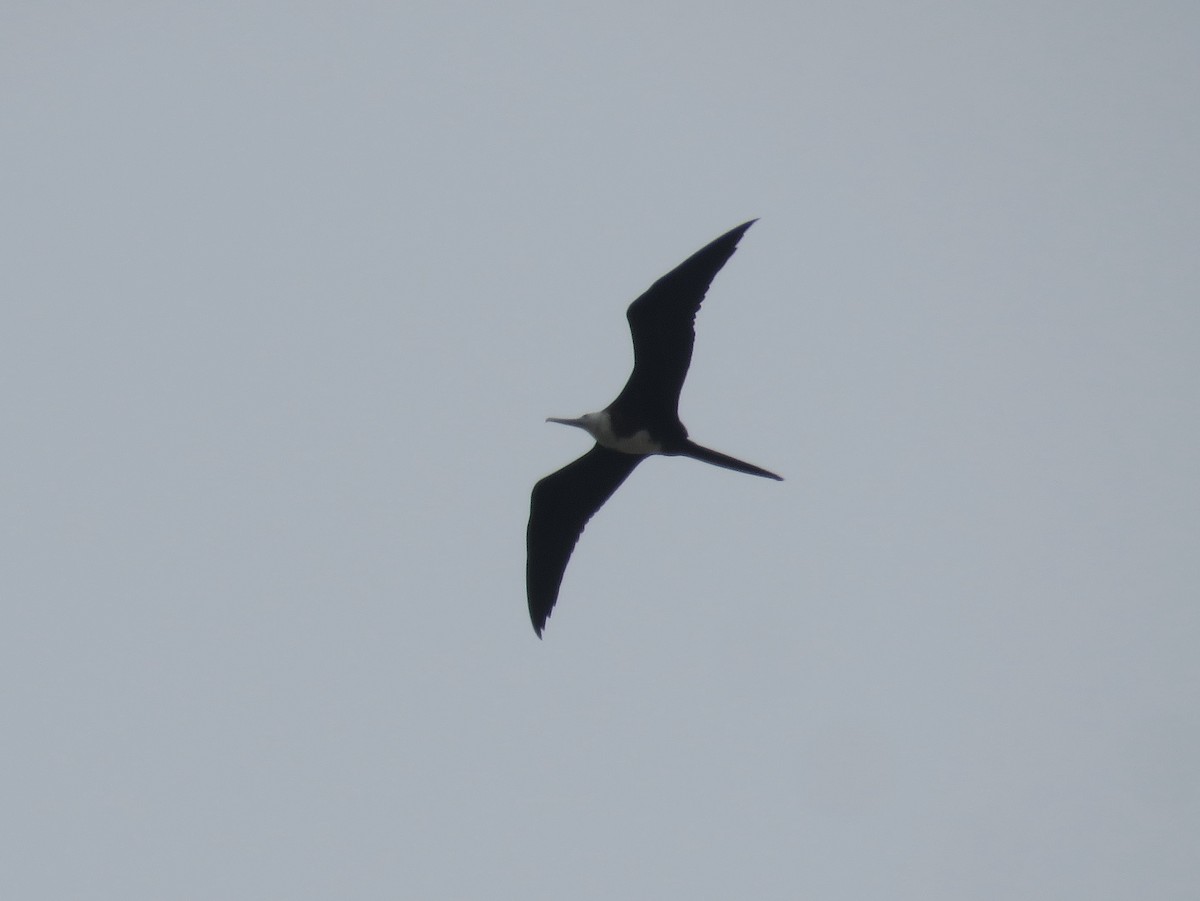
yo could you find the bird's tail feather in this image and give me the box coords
[680,440,782,481]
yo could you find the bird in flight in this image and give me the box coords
[526,220,782,637]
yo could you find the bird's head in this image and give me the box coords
[546,411,607,441]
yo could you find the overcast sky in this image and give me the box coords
[3,3,1198,899]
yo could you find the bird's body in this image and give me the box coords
[527,220,781,636]
[547,411,663,454]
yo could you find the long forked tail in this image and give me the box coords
[680,440,783,481]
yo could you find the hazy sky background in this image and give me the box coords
[4,3,1197,898]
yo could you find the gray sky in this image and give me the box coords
[4,3,1197,898]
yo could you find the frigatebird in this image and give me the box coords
[526,220,782,637]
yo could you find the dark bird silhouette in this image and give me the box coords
[526,220,782,637]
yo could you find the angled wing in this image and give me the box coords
[527,445,643,636]
[613,220,756,418]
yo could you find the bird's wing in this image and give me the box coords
[613,220,756,418]
[527,445,643,636]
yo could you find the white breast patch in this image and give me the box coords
[602,428,662,455]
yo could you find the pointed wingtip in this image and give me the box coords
[531,611,547,638]
[723,219,758,246]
